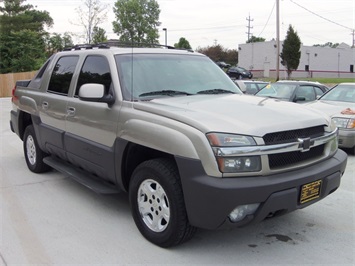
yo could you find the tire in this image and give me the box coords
[23,125,51,173]
[129,158,196,247]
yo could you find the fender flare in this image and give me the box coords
[120,119,199,159]
[19,96,38,116]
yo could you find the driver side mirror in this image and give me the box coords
[79,83,115,105]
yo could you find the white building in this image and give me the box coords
[238,40,355,79]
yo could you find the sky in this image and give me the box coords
[23,0,355,50]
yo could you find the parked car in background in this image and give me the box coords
[227,66,253,79]
[234,80,268,94]
[216,61,231,68]
[255,81,329,103]
[306,83,355,153]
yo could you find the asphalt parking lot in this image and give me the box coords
[1,97,354,265]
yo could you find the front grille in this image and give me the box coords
[263,126,324,145]
[268,144,325,169]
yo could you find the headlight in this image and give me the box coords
[332,117,355,129]
[207,133,256,146]
[206,133,261,173]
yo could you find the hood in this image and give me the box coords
[307,100,355,118]
[133,94,331,137]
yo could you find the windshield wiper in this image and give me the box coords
[197,89,235,95]
[139,90,192,97]
[265,96,287,100]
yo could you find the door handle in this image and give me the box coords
[67,107,76,116]
[42,101,49,110]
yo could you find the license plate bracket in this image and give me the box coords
[300,180,322,204]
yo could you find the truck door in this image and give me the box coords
[38,55,79,160]
[65,55,119,182]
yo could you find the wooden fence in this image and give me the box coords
[0,71,37,97]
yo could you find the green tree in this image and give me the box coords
[0,0,53,33]
[45,32,74,57]
[112,0,161,44]
[0,30,47,73]
[246,36,266,43]
[62,32,74,48]
[46,33,62,55]
[0,0,53,73]
[174,37,192,50]
[280,25,301,79]
[74,0,108,44]
[314,42,339,48]
[92,26,107,44]
[197,44,238,66]
[224,49,238,66]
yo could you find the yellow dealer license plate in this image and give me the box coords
[300,180,322,204]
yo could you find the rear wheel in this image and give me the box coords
[23,125,51,173]
[129,158,196,247]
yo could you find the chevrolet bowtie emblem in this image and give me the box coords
[298,137,314,152]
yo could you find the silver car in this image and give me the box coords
[307,83,355,153]
[256,81,329,103]
[234,80,268,94]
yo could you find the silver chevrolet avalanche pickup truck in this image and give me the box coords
[10,44,347,247]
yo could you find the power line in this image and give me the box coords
[290,0,353,31]
[28,0,114,7]
[257,1,275,37]
[167,24,245,32]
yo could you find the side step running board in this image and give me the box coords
[43,156,121,194]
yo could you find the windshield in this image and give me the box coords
[256,83,296,99]
[236,67,247,72]
[115,53,242,100]
[319,84,355,103]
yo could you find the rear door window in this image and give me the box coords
[48,56,79,96]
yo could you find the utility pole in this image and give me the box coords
[276,0,280,81]
[163,28,167,46]
[246,14,253,42]
[351,29,355,47]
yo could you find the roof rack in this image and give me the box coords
[101,40,178,49]
[62,41,194,52]
[63,43,110,51]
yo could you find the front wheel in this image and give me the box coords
[23,125,51,173]
[129,158,196,247]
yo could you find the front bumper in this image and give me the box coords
[176,149,347,230]
[338,129,355,149]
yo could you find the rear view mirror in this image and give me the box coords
[294,96,306,102]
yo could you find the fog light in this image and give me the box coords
[228,203,260,222]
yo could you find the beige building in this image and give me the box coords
[238,40,355,79]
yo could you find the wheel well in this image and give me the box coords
[121,143,175,191]
[18,111,33,140]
